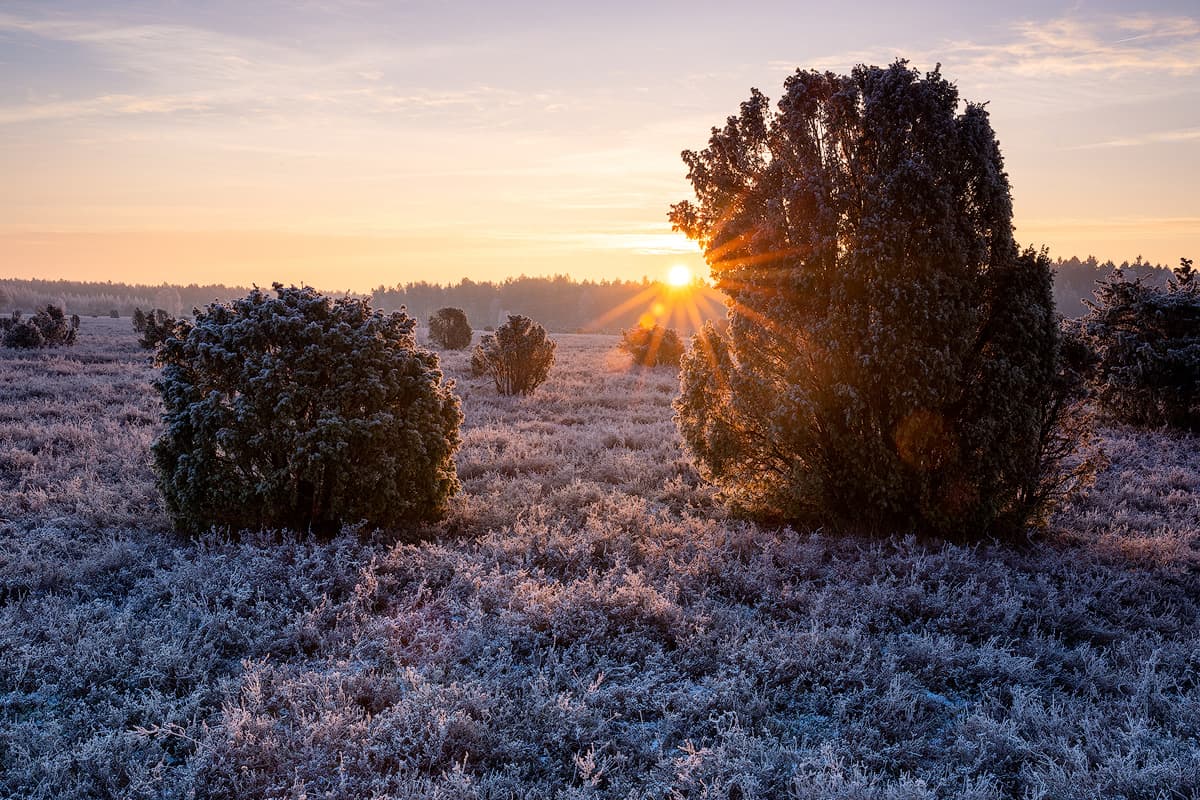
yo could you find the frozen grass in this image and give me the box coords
[1,319,1198,799]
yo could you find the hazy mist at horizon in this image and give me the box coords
[2,0,1198,291]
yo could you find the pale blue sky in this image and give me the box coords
[1,1,1197,288]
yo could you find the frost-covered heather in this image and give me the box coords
[1,321,1199,799]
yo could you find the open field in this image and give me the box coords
[2,317,1199,799]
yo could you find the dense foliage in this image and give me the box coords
[131,307,180,351]
[1077,258,1199,431]
[426,306,473,350]
[0,305,79,348]
[471,314,556,395]
[619,323,685,367]
[671,61,1077,539]
[152,284,462,534]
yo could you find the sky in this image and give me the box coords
[1,0,1198,291]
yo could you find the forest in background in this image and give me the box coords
[0,256,1182,332]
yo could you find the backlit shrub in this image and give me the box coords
[620,323,685,367]
[152,284,462,534]
[427,306,473,350]
[671,62,1079,539]
[471,314,555,395]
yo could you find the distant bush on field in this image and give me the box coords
[0,305,79,348]
[620,324,684,367]
[152,284,462,534]
[427,306,473,350]
[109,309,120,318]
[471,314,555,395]
[132,307,180,351]
[1077,258,1199,431]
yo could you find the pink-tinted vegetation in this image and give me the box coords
[1,319,1198,798]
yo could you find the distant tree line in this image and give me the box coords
[370,275,725,334]
[1053,255,1176,316]
[0,279,253,318]
[0,260,1181,328]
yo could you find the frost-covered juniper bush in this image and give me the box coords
[672,61,1081,539]
[1,304,79,349]
[152,284,462,534]
[471,313,556,395]
[1076,257,1200,432]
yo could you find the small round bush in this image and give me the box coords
[471,314,555,395]
[427,307,473,350]
[619,324,684,367]
[152,284,462,534]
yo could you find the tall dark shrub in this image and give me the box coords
[427,307,473,350]
[671,61,1079,539]
[152,284,462,534]
[1078,258,1199,431]
[471,314,555,395]
[620,324,684,367]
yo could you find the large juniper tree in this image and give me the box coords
[672,61,1077,539]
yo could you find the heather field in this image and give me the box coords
[3,317,1200,800]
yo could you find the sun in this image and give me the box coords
[666,264,692,287]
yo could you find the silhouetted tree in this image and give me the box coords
[672,61,1080,539]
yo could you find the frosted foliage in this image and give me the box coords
[671,61,1078,539]
[1078,259,1200,431]
[152,284,462,534]
[471,313,556,395]
[1,323,1198,799]
[1,305,78,349]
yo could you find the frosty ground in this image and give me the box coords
[1,317,1198,799]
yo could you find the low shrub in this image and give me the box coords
[1,305,79,348]
[619,323,685,367]
[152,284,462,534]
[1078,257,1199,431]
[471,314,555,395]
[427,307,473,350]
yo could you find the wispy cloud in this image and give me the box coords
[1072,127,1200,149]
[0,10,540,128]
[950,15,1200,77]
[782,13,1200,109]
